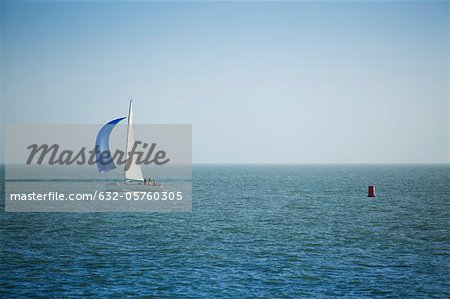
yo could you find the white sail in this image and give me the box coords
[125,100,144,181]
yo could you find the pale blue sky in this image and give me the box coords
[1,1,449,163]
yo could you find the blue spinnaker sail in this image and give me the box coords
[95,117,126,173]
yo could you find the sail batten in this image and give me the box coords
[125,100,145,182]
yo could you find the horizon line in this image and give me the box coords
[0,162,449,166]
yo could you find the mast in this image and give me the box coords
[124,99,132,182]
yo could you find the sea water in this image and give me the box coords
[1,164,449,297]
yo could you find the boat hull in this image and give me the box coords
[105,182,165,192]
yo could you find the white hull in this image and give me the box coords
[105,182,165,192]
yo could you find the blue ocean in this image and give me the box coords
[1,165,449,298]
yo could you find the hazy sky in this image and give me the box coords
[1,1,449,163]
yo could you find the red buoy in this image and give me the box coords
[368,185,376,197]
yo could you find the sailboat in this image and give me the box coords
[96,100,165,192]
